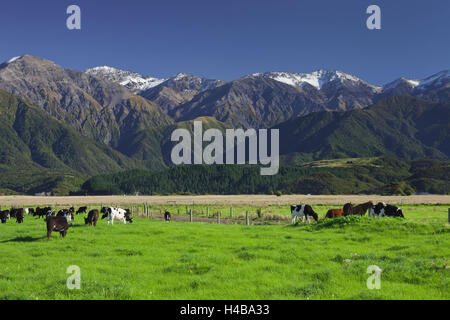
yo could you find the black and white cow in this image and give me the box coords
[290,204,319,224]
[164,210,171,222]
[0,210,10,224]
[44,210,56,222]
[57,209,74,222]
[101,207,128,225]
[372,202,404,218]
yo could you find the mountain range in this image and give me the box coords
[87,63,450,129]
[0,54,448,194]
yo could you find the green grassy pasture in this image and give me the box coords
[0,205,448,300]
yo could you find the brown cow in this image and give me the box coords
[84,210,99,227]
[46,216,70,240]
[343,201,374,216]
[324,208,343,219]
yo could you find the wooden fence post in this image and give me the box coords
[230,206,233,219]
[206,207,209,218]
[190,209,193,222]
[186,205,189,215]
[217,212,221,224]
[246,211,249,226]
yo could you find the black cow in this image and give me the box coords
[164,210,171,222]
[373,202,404,218]
[10,208,25,223]
[9,208,19,218]
[76,206,88,215]
[125,209,133,224]
[0,210,10,224]
[15,209,24,224]
[84,210,99,227]
[46,216,70,240]
[35,207,52,219]
[290,204,319,224]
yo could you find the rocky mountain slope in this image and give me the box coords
[0,55,173,153]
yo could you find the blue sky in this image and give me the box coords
[0,0,448,84]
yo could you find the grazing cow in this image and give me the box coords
[35,207,52,219]
[9,208,19,218]
[10,208,25,222]
[84,210,99,227]
[373,202,404,218]
[45,210,56,222]
[0,210,10,224]
[101,207,128,225]
[76,206,88,215]
[291,204,319,224]
[164,209,171,222]
[46,216,70,240]
[57,209,74,222]
[324,208,344,219]
[15,209,24,224]
[125,209,133,223]
[343,201,374,216]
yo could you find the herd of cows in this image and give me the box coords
[290,201,404,224]
[0,200,404,240]
[0,206,135,240]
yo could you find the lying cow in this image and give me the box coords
[85,209,99,227]
[101,207,129,225]
[46,216,70,240]
[371,202,404,218]
[0,210,10,223]
[291,204,319,224]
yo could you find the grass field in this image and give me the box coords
[0,202,449,300]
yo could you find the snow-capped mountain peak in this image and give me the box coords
[85,66,166,93]
[417,70,450,89]
[6,56,23,64]
[256,70,381,92]
[383,70,450,92]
